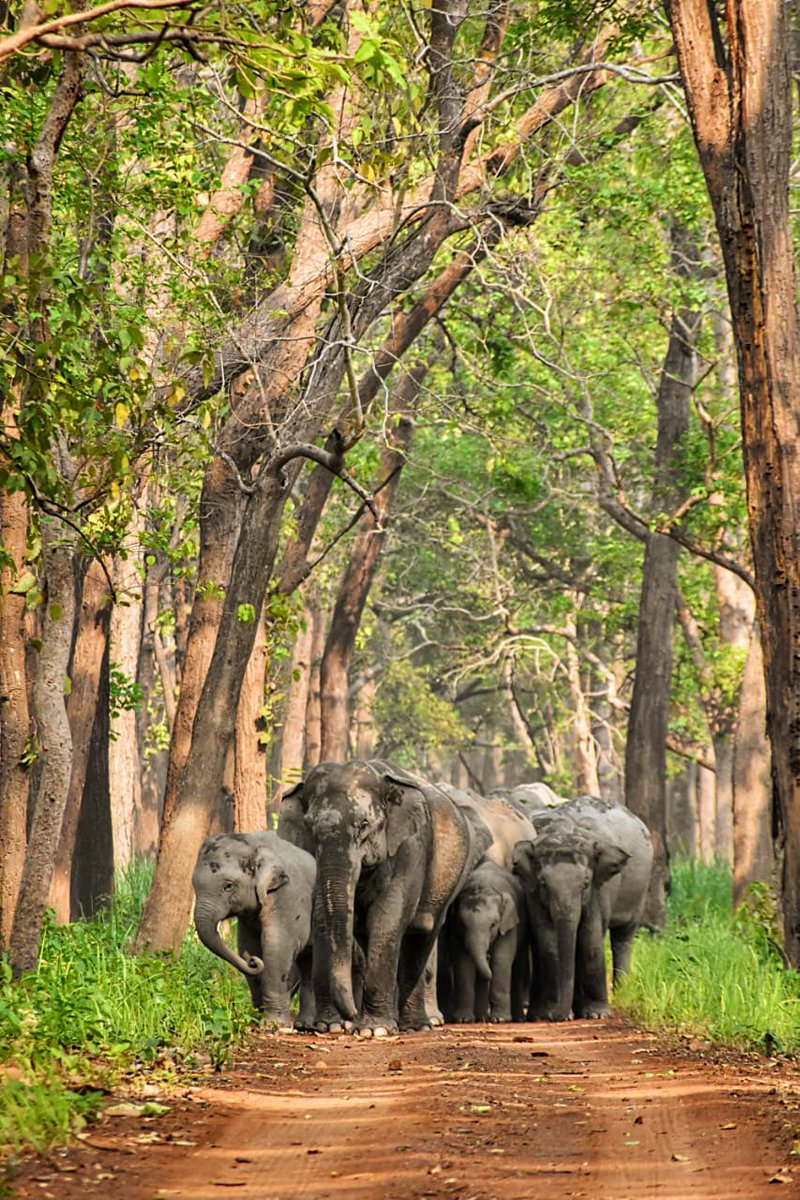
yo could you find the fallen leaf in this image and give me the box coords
[634,1116,644,1125]
[388,1059,403,1072]
[719,1122,737,1130]
[767,1170,793,1184]
[672,1153,689,1163]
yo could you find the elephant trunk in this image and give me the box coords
[555,915,578,1016]
[464,928,492,982]
[313,853,359,1021]
[194,905,263,976]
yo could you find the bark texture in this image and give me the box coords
[625,224,702,930]
[667,0,800,962]
[733,628,774,905]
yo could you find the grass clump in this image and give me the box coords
[0,862,254,1163]
[615,860,800,1054]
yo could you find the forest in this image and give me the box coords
[2,0,800,1186]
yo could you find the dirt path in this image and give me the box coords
[10,1021,800,1199]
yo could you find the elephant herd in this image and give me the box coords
[192,758,654,1035]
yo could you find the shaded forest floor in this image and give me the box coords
[8,1020,800,1199]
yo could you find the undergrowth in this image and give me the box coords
[615,860,800,1054]
[0,861,253,1164]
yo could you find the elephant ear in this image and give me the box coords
[512,839,536,881]
[593,839,630,884]
[498,892,519,935]
[381,773,426,857]
[277,781,309,849]
[254,849,290,906]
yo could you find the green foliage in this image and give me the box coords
[0,863,254,1161]
[373,658,471,767]
[615,862,800,1053]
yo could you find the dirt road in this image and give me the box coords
[10,1021,800,1199]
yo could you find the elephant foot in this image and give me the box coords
[575,1003,609,1019]
[527,1008,572,1023]
[487,1014,512,1024]
[450,1013,475,1024]
[356,1014,399,1038]
[260,1012,293,1030]
[427,1014,444,1027]
[314,1018,354,1034]
[400,1019,433,1033]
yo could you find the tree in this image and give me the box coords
[667,0,800,962]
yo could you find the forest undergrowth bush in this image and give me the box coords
[0,862,253,1164]
[615,860,800,1054]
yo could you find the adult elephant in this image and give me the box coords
[512,796,653,1022]
[441,859,529,1024]
[438,784,536,869]
[192,831,315,1027]
[279,759,489,1036]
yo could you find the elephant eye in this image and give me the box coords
[223,881,235,892]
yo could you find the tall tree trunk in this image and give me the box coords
[304,594,326,770]
[564,609,600,795]
[108,531,143,870]
[50,558,112,921]
[352,674,378,760]
[667,0,800,964]
[71,625,113,919]
[8,520,77,976]
[320,398,417,761]
[733,627,774,905]
[276,604,315,791]
[0,487,30,949]
[625,224,702,930]
[233,604,267,831]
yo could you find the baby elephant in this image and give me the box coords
[192,831,316,1028]
[441,860,528,1023]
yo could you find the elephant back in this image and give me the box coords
[451,790,536,870]
[414,785,475,931]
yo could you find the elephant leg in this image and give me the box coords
[423,942,444,1026]
[610,921,637,984]
[450,948,478,1022]
[527,924,568,1021]
[359,905,404,1034]
[573,907,609,1019]
[511,942,531,1022]
[398,930,436,1031]
[237,921,265,1012]
[257,926,295,1027]
[487,930,516,1022]
[295,947,316,1031]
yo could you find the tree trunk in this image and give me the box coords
[696,755,717,865]
[277,604,315,791]
[50,558,112,921]
[8,519,77,976]
[564,611,600,795]
[70,625,113,919]
[108,532,143,870]
[320,398,418,761]
[233,604,267,832]
[0,486,30,949]
[304,594,326,770]
[667,0,800,964]
[625,223,702,930]
[352,675,378,760]
[733,627,774,905]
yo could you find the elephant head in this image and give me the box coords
[192,834,290,977]
[284,759,427,1022]
[513,823,629,1018]
[456,870,519,981]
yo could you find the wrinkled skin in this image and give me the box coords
[513,797,653,1022]
[438,784,537,869]
[279,759,485,1037]
[440,860,529,1024]
[192,831,316,1028]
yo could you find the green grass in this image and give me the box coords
[615,860,800,1054]
[0,861,254,1164]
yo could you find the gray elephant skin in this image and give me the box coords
[192,831,315,1027]
[279,758,488,1036]
[441,859,529,1024]
[438,784,536,869]
[513,796,653,1022]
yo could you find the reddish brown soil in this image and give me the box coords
[9,1021,800,1199]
